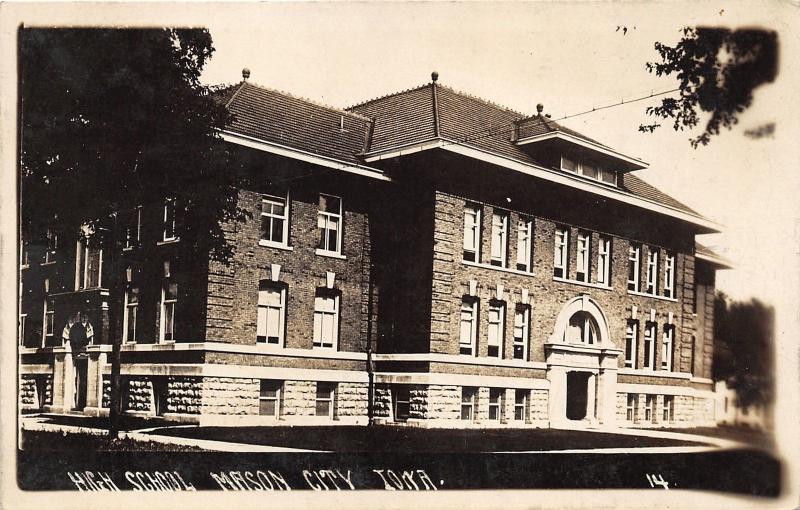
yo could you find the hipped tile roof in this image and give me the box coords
[219,80,705,221]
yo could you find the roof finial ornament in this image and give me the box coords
[242,68,251,81]
[536,103,544,116]
[431,70,439,83]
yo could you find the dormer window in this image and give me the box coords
[561,156,617,186]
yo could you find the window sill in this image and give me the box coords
[312,345,337,351]
[258,240,294,252]
[122,246,134,252]
[553,276,613,291]
[315,249,346,260]
[20,265,29,270]
[40,261,57,267]
[627,290,678,302]
[157,238,180,246]
[462,260,534,277]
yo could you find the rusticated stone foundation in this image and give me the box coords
[200,377,259,415]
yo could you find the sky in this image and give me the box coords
[195,2,799,307]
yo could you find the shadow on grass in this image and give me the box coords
[148,425,710,453]
[20,430,205,452]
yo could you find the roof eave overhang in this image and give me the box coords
[219,130,392,182]
[696,252,734,269]
[515,131,649,171]
[362,137,720,233]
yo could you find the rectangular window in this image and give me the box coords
[393,386,410,421]
[488,388,503,421]
[124,207,142,250]
[643,322,656,370]
[646,248,659,295]
[76,241,102,290]
[690,335,697,374]
[600,168,618,185]
[460,387,476,420]
[516,219,533,272]
[626,394,638,422]
[490,212,508,267]
[463,204,481,262]
[21,240,30,268]
[487,302,505,358]
[663,252,676,299]
[627,243,641,292]
[257,283,286,345]
[576,231,591,282]
[259,380,282,417]
[661,326,674,371]
[317,194,342,254]
[561,156,578,173]
[582,162,599,180]
[315,382,336,418]
[513,305,530,360]
[260,193,290,246]
[663,395,674,422]
[514,389,528,421]
[163,198,177,241]
[459,298,478,356]
[645,394,655,423]
[19,313,27,346]
[160,280,177,342]
[43,297,54,345]
[624,321,638,369]
[44,228,58,263]
[123,286,139,343]
[597,236,611,285]
[313,293,339,349]
[553,227,569,278]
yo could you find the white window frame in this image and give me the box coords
[561,155,618,186]
[124,206,142,250]
[259,380,282,418]
[75,240,103,290]
[627,243,640,292]
[317,194,343,255]
[163,198,178,242]
[42,296,54,346]
[159,278,177,342]
[459,298,478,356]
[514,389,528,421]
[513,305,530,361]
[487,302,505,358]
[645,394,655,423]
[460,387,476,421]
[488,388,503,421]
[19,313,27,346]
[663,395,674,422]
[566,312,597,345]
[643,322,656,370]
[257,284,286,346]
[576,231,591,282]
[315,382,336,418]
[122,286,139,344]
[463,204,481,262]
[490,211,508,267]
[313,293,339,349]
[260,192,290,248]
[44,228,58,263]
[646,248,659,295]
[624,321,638,369]
[20,240,30,269]
[553,227,569,278]
[626,394,637,422]
[663,252,676,299]
[661,326,674,371]
[597,236,611,285]
[516,218,533,272]
[392,385,411,422]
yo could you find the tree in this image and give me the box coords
[19,28,248,436]
[713,292,775,409]
[640,27,778,148]
[20,28,246,260]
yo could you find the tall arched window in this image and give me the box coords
[565,311,599,345]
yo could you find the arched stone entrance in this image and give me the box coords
[545,295,622,429]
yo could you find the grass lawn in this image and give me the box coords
[148,425,710,452]
[35,413,176,431]
[660,425,774,449]
[20,430,205,452]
